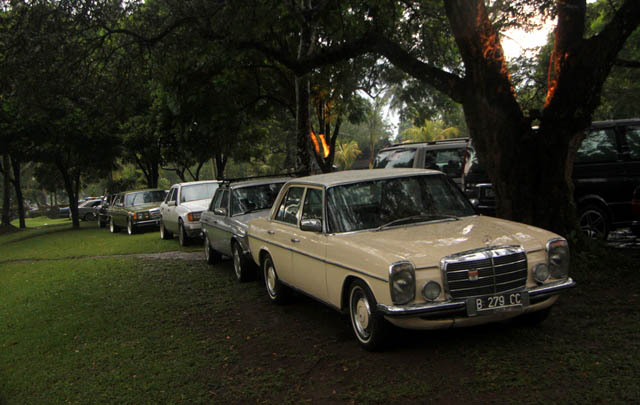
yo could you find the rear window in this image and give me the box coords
[424,148,465,177]
[373,148,416,168]
[625,126,640,161]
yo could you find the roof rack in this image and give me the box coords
[388,137,469,147]
[219,172,299,184]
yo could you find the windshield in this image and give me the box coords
[181,183,219,203]
[231,182,285,216]
[373,148,416,168]
[125,190,166,207]
[326,174,474,233]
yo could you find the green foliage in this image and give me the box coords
[399,120,461,143]
[334,140,362,170]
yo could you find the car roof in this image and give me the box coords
[222,177,291,189]
[381,138,469,151]
[288,168,442,188]
[171,180,222,188]
[123,188,165,195]
[591,119,640,128]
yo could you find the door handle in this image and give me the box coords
[267,230,275,235]
[291,238,300,243]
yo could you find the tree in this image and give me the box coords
[351,0,640,236]
[399,120,460,143]
[334,140,362,170]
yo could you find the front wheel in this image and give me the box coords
[127,219,136,235]
[233,242,255,282]
[348,280,390,351]
[178,222,190,246]
[263,254,290,304]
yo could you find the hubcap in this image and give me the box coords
[351,287,371,340]
[579,210,605,239]
[179,225,184,244]
[266,265,277,297]
[204,237,210,261]
[160,225,164,238]
[233,247,242,278]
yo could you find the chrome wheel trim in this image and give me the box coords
[579,209,606,239]
[266,264,277,298]
[233,245,242,279]
[109,219,114,233]
[160,224,165,239]
[350,286,372,342]
[178,223,184,245]
[204,236,210,261]
[127,220,133,235]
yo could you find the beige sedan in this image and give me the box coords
[248,169,575,350]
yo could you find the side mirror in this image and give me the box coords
[214,207,227,216]
[300,218,322,233]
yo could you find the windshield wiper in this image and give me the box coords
[375,214,459,231]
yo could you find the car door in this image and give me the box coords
[162,187,179,233]
[621,123,640,224]
[112,194,126,227]
[289,187,328,301]
[209,189,233,256]
[266,185,305,285]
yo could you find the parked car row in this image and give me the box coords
[89,165,578,350]
[374,119,640,240]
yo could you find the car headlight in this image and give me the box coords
[187,212,202,222]
[533,263,550,284]
[422,281,441,301]
[547,238,570,279]
[389,261,415,305]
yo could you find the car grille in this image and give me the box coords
[441,246,528,299]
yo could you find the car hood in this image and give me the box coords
[329,215,559,276]
[126,202,161,212]
[180,199,209,212]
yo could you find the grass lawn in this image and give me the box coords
[1,224,639,403]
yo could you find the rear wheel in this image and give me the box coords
[263,254,290,304]
[99,217,106,228]
[109,217,120,233]
[348,280,390,351]
[204,235,221,265]
[578,204,609,240]
[160,221,173,240]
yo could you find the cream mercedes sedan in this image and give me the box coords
[247,169,576,350]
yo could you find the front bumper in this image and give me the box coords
[182,221,203,237]
[133,219,161,228]
[377,277,576,318]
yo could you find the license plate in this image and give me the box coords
[466,291,529,316]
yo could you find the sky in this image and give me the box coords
[502,19,556,60]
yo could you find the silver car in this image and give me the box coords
[201,178,288,282]
[160,180,221,246]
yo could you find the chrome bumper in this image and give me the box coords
[377,277,576,318]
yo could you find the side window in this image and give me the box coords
[217,190,229,212]
[625,126,640,161]
[165,188,176,204]
[275,187,304,224]
[209,190,222,212]
[576,129,618,163]
[301,188,323,222]
[169,188,178,203]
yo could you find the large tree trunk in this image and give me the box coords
[1,154,11,226]
[57,162,80,229]
[10,156,26,229]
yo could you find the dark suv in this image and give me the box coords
[463,119,640,239]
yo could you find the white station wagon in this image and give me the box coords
[248,169,576,350]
